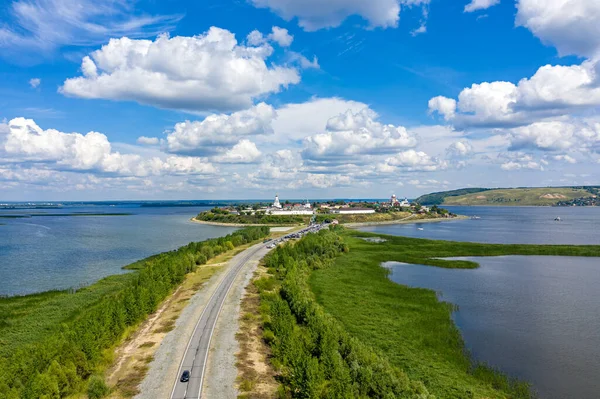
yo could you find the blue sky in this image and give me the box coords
[1,0,599,200]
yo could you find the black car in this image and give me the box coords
[180,370,190,382]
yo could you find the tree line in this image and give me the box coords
[257,228,434,398]
[0,227,269,399]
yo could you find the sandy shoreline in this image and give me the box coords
[191,215,469,228]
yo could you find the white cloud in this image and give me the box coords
[303,173,352,188]
[382,149,448,172]
[60,27,301,113]
[430,59,600,128]
[137,136,159,146]
[269,26,294,47]
[213,140,262,164]
[508,120,600,152]
[554,154,577,164]
[428,96,456,121]
[250,0,429,31]
[272,97,368,142]
[447,140,473,158]
[516,0,600,58]
[1,118,216,177]
[464,0,500,13]
[246,26,294,47]
[499,152,544,171]
[164,103,276,155]
[302,108,418,163]
[287,52,320,69]
[29,78,41,88]
[0,0,181,58]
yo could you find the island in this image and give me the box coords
[416,186,600,206]
[194,194,461,226]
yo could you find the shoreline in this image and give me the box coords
[344,215,468,228]
[191,215,469,228]
[190,217,302,227]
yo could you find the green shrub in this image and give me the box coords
[87,376,109,399]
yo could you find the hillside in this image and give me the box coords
[419,187,595,206]
[415,188,489,205]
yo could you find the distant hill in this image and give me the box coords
[416,187,598,206]
[415,188,490,205]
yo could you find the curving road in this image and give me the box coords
[170,242,270,399]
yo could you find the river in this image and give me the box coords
[0,203,237,296]
[361,206,600,398]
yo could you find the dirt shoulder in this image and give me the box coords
[235,264,279,398]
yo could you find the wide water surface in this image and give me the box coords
[386,256,600,399]
[360,206,600,244]
[0,204,237,296]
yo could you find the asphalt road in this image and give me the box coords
[170,242,269,399]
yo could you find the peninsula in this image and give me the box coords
[194,193,460,226]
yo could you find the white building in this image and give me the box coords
[332,208,375,215]
[273,194,282,209]
[304,199,312,209]
[399,198,410,207]
[270,208,314,216]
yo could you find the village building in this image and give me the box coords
[332,208,375,215]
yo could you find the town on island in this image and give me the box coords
[195,193,458,225]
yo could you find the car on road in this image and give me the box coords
[180,370,190,382]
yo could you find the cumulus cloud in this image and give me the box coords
[447,140,473,158]
[249,0,429,31]
[213,140,262,164]
[272,97,367,142]
[164,103,276,155]
[516,0,600,58]
[464,0,500,13]
[247,26,294,47]
[29,78,41,88]
[0,0,182,59]
[428,96,456,121]
[303,173,352,188]
[429,59,600,128]
[302,108,418,163]
[60,27,301,113]
[554,154,577,164]
[382,149,448,172]
[499,152,544,171]
[508,120,600,152]
[137,136,159,145]
[1,118,216,177]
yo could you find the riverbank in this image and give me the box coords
[191,214,467,228]
[308,229,600,397]
[254,227,600,397]
[344,214,468,228]
[0,227,270,398]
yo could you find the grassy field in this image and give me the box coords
[442,187,591,206]
[308,229,600,398]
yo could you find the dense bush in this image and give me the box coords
[0,227,269,398]
[258,229,432,398]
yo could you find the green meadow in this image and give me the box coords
[258,228,600,398]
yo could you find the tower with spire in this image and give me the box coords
[273,193,282,209]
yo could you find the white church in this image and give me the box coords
[268,194,314,215]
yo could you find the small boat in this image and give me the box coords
[554,217,561,222]
[471,216,481,220]
[417,227,424,231]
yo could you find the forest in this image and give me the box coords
[0,227,269,399]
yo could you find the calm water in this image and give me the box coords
[386,257,600,399]
[359,206,600,244]
[0,204,237,296]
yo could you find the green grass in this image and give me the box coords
[0,274,135,358]
[442,187,591,206]
[308,230,600,398]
